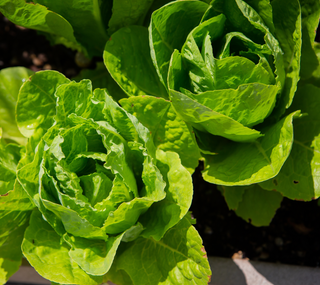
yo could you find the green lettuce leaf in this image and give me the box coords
[299,0,320,80]
[72,62,127,102]
[0,67,33,145]
[0,179,34,284]
[120,95,201,173]
[149,0,209,87]
[0,0,81,53]
[107,0,153,35]
[16,70,70,138]
[169,87,263,143]
[139,149,193,240]
[269,0,302,118]
[106,216,211,285]
[0,142,24,195]
[22,210,103,285]
[201,111,300,185]
[221,184,283,226]
[104,25,168,98]
[260,84,320,200]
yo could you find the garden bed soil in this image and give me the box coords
[1,13,320,268]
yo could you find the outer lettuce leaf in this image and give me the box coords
[202,111,300,185]
[301,42,320,88]
[269,0,302,118]
[221,184,283,226]
[183,83,278,128]
[16,70,70,138]
[299,0,320,80]
[0,142,24,195]
[63,232,125,276]
[14,0,107,57]
[0,135,29,285]
[0,67,33,145]
[260,84,320,200]
[106,216,211,285]
[169,87,263,143]
[0,0,81,53]
[120,95,201,173]
[107,0,153,35]
[0,180,34,284]
[0,210,30,284]
[104,26,168,98]
[22,210,103,285]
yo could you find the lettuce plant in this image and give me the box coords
[104,0,320,225]
[0,70,211,285]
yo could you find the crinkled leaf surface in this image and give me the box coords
[104,26,168,98]
[260,84,320,200]
[0,212,30,284]
[221,184,283,226]
[106,216,211,285]
[0,67,33,145]
[139,150,193,240]
[22,210,103,285]
[0,142,24,195]
[243,0,275,33]
[120,95,201,173]
[184,83,278,128]
[16,71,70,138]
[0,182,33,284]
[170,88,262,142]
[202,111,300,185]
[72,62,127,102]
[270,0,301,115]
[17,139,66,236]
[63,232,125,276]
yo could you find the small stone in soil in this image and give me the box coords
[204,226,213,235]
[275,237,284,247]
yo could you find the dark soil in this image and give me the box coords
[1,13,320,268]
[192,164,320,267]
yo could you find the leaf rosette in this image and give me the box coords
[14,71,200,284]
[147,0,303,185]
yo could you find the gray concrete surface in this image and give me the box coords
[8,257,320,285]
[209,256,320,285]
